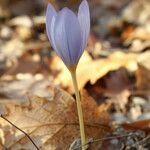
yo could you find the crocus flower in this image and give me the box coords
[46,0,90,67]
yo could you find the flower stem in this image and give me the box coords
[70,68,86,150]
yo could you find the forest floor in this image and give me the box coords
[0,0,149,149]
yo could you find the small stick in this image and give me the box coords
[131,134,150,147]
[72,132,134,150]
[0,115,39,150]
[91,133,133,143]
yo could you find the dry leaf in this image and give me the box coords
[100,67,130,93]
[0,79,52,102]
[0,84,110,150]
[122,0,150,25]
[136,51,150,91]
[45,0,82,9]
[121,119,150,133]
[49,51,92,73]
[7,55,40,75]
[127,27,150,41]
[1,38,25,58]
[129,40,150,53]
[54,51,138,93]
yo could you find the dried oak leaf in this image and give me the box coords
[54,51,138,93]
[0,85,111,150]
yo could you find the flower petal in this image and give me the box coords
[49,15,58,53]
[78,0,90,50]
[53,8,82,66]
[46,3,57,42]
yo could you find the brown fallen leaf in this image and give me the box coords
[0,84,111,150]
[7,55,40,75]
[100,67,130,93]
[136,51,150,91]
[0,79,53,102]
[121,119,150,133]
[8,0,43,16]
[1,38,25,58]
[127,27,150,41]
[54,51,138,93]
[45,0,82,10]
[49,51,92,73]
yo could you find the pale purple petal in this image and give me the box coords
[49,15,58,53]
[46,3,57,42]
[53,8,82,65]
[78,0,90,50]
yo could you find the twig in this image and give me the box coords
[72,133,134,150]
[91,133,133,143]
[0,115,39,150]
[131,134,150,147]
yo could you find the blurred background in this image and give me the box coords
[0,0,150,149]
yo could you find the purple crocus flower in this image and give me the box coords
[46,0,90,67]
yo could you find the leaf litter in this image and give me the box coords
[0,83,110,149]
[0,0,150,149]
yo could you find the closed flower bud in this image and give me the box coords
[46,0,90,67]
